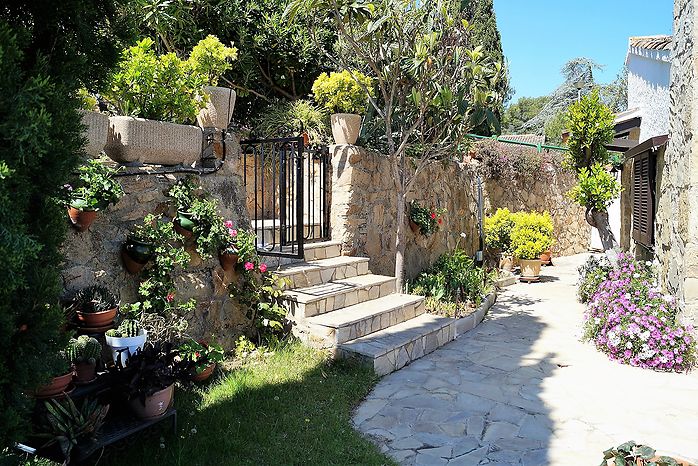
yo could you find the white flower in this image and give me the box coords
[594,317,601,324]
[640,331,650,341]
[633,273,640,278]
[646,260,653,267]
[625,342,633,349]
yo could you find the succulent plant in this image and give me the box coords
[105,319,141,338]
[73,285,118,314]
[66,336,102,364]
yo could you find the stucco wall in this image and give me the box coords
[330,146,590,280]
[655,0,698,327]
[627,47,671,141]
[61,139,253,347]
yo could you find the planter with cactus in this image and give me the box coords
[105,320,147,366]
[66,335,102,384]
[71,285,119,330]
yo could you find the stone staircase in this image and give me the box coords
[279,241,454,376]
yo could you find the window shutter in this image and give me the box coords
[632,150,655,247]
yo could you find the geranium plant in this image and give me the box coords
[218,222,257,262]
[178,339,224,375]
[312,70,374,115]
[67,158,123,211]
[409,201,446,236]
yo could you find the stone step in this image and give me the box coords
[302,240,343,261]
[306,294,426,345]
[337,313,455,376]
[284,274,396,319]
[276,255,370,289]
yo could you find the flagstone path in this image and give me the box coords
[353,254,698,465]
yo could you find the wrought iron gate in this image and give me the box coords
[241,137,330,258]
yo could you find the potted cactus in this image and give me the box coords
[105,319,147,366]
[35,352,74,399]
[66,335,102,384]
[71,285,119,329]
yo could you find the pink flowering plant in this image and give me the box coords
[581,252,696,372]
[217,220,257,265]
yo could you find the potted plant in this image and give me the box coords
[105,318,147,366]
[217,222,257,271]
[71,285,118,329]
[121,215,160,274]
[103,38,207,165]
[35,354,74,399]
[484,208,516,272]
[188,35,239,130]
[77,88,109,157]
[35,397,109,462]
[178,339,224,382]
[602,440,695,466]
[408,200,446,237]
[510,211,554,282]
[113,342,188,419]
[312,70,374,145]
[167,177,198,238]
[65,335,102,384]
[66,158,123,231]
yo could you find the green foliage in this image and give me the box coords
[66,336,102,364]
[234,335,257,356]
[484,207,515,252]
[567,163,622,211]
[501,96,550,134]
[312,70,374,115]
[253,99,329,143]
[409,201,446,236]
[77,89,98,111]
[106,319,142,338]
[601,440,680,466]
[67,158,124,211]
[564,90,615,172]
[105,38,207,124]
[178,339,224,373]
[543,110,567,146]
[510,211,554,260]
[71,285,118,314]
[187,34,238,86]
[577,255,612,303]
[0,2,128,442]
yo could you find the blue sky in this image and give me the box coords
[493,0,674,101]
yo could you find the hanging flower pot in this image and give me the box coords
[218,247,239,271]
[121,236,155,274]
[173,210,196,238]
[67,199,97,232]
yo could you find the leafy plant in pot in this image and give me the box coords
[178,339,224,382]
[484,208,516,272]
[70,285,118,329]
[217,222,257,271]
[408,200,446,237]
[312,70,374,145]
[65,158,123,231]
[105,315,147,366]
[113,341,190,419]
[121,214,176,275]
[510,211,554,282]
[601,440,693,466]
[65,335,102,384]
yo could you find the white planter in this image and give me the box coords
[197,86,236,130]
[80,110,109,157]
[105,329,147,366]
[105,116,203,166]
[330,113,362,145]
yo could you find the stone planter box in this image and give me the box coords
[105,116,203,166]
[197,86,236,130]
[455,292,496,338]
[80,110,109,157]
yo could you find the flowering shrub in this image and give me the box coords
[582,252,696,372]
[409,200,446,236]
[577,255,613,303]
[474,140,564,181]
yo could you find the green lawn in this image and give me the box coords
[16,342,394,466]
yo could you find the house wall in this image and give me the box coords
[330,145,590,280]
[627,47,671,141]
[654,0,698,327]
[60,138,253,348]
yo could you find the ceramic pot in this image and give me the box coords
[409,220,421,234]
[74,361,97,384]
[330,113,361,145]
[499,254,514,272]
[519,259,542,281]
[173,211,195,238]
[197,86,236,130]
[76,307,117,327]
[129,384,174,419]
[35,372,73,398]
[68,207,97,232]
[190,363,215,382]
[218,251,239,271]
[105,330,147,366]
[540,250,552,264]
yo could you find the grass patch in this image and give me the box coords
[14,341,393,466]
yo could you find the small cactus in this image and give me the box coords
[119,319,141,337]
[66,335,102,364]
[105,328,120,337]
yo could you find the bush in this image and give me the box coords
[510,211,554,260]
[484,208,515,253]
[312,70,373,115]
[582,252,696,372]
[253,99,329,144]
[474,140,564,181]
[67,158,123,211]
[567,162,623,211]
[187,35,238,86]
[577,255,613,303]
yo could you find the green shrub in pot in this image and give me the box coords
[510,211,554,260]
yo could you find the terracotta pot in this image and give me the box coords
[197,86,236,130]
[190,363,215,382]
[35,372,73,398]
[540,250,552,264]
[74,361,97,384]
[76,307,117,327]
[121,247,146,274]
[499,254,514,272]
[218,252,239,271]
[409,220,421,234]
[68,207,97,232]
[301,131,310,147]
[519,259,542,281]
[330,113,361,145]
[129,384,174,419]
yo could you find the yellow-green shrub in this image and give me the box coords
[510,211,554,260]
[312,70,373,114]
[484,208,515,253]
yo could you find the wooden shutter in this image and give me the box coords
[632,150,656,247]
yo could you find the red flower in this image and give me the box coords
[166,292,175,303]
[430,212,437,220]
[438,218,443,224]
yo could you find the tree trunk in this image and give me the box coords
[394,185,407,292]
[586,207,618,251]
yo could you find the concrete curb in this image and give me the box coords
[454,291,496,338]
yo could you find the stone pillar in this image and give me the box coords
[655,0,698,325]
[330,144,367,257]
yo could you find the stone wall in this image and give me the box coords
[655,0,698,327]
[61,138,252,347]
[331,146,590,280]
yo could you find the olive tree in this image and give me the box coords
[286,0,501,289]
[565,90,621,250]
